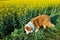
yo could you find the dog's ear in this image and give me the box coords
[25,26,31,31]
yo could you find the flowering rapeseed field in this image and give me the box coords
[0,0,60,40]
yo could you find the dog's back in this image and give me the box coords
[30,14,54,29]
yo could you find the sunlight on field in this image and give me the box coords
[0,0,60,40]
[0,0,60,9]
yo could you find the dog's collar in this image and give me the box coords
[25,22,35,32]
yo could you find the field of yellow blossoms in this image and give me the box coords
[0,0,60,40]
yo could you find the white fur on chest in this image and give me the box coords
[25,22,35,32]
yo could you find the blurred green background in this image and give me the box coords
[0,0,60,40]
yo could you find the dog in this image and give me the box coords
[25,14,54,34]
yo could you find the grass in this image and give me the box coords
[0,0,60,40]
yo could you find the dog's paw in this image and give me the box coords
[53,24,55,27]
[35,29,38,32]
[51,24,55,28]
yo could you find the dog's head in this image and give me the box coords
[25,22,35,34]
[25,26,33,34]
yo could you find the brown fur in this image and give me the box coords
[25,14,54,32]
[25,26,31,31]
[30,14,54,29]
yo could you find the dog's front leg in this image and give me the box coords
[43,25,46,29]
[35,27,39,32]
[35,29,39,32]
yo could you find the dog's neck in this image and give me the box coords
[26,22,35,32]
